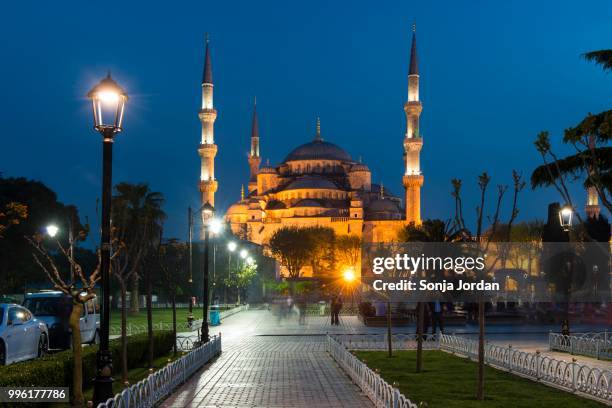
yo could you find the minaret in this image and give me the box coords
[198,34,218,210]
[585,135,601,218]
[402,24,424,225]
[247,97,261,194]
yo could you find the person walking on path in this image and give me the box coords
[430,300,444,336]
[331,295,343,325]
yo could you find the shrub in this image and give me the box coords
[0,331,175,388]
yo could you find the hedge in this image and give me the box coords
[0,331,175,388]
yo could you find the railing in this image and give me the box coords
[110,304,249,336]
[326,335,419,408]
[549,332,612,360]
[97,334,222,408]
[331,333,439,350]
[440,334,612,402]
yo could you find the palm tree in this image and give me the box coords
[111,182,165,380]
[584,50,612,71]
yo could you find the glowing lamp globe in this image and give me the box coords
[343,268,356,282]
[87,73,128,134]
[46,224,59,238]
[558,205,573,232]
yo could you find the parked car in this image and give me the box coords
[23,291,100,350]
[0,303,49,365]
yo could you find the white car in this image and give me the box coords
[0,303,49,365]
[24,291,100,349]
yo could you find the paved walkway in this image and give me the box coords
[162,308,610,407]
[162,310,373,407]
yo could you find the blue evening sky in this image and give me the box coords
[1,0,610,239]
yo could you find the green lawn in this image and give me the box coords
[354,350,604,408]
[117,307,213,331]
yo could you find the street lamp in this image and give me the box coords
[200,201,215,343]
[559,205,573,232]
[343,267,356,283]
[210,218,222,235]
[225,241,236,304]
[240,249,248,259]
[46,224,59,238]
[88,73,128,404]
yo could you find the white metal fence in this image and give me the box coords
[330,333,439,350]
[549,332,612,360]
[97,334,222,408]
[439,334,612,403]
[326,335,420,408]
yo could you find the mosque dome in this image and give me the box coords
[258,163,276,174]
[293,199,324,208]
[226,202,248,216]
[283,140,352,163]
[366,199,401,220]
[350,163,370,172]
[284,176,339,190]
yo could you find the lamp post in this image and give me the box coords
[88,73,128,404]
[558,204,573,336]
[187,206,194,325]
[210,219,222,301]
[226,241,236,304]
[200,202,215,343]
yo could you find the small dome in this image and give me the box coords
[284,140,352,162]
[284,176,338,190]
[258,165,276,174]
[293,199,324,208]
[350,163,370,172]
[366,199,401,220]
[226,202,248,216]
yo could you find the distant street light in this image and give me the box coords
[240,249,248,259]
[343,268,356,282]
[88,72,128,404]
[210,218,222,235]
[227,241,237,252]
[559,205,573,232]
[46,224,59,238]
[246,256,254,266]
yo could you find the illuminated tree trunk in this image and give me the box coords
[69,302,84,407]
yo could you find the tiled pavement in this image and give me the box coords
[162,309,610,407]
[162,310,373,407]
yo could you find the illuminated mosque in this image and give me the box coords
[196,28,426,275]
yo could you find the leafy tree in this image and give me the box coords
[305,226,336,277]
[225,261,257,303]
[335,235,361,271]
[0,202,27,238]
[268,227,316,278]
[0,176,92,294]
[158,238,187,356]
[531,50,612,220]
